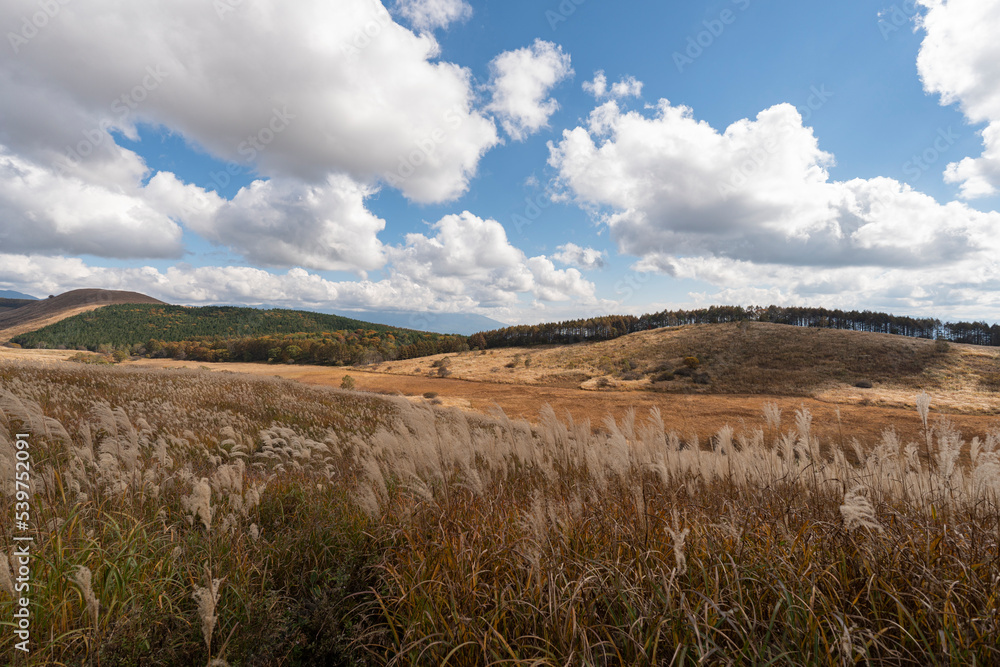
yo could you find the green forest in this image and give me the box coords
[12,304,470,365]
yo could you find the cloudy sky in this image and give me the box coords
[1,0,999,325]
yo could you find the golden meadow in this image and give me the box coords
[0,361,998,665]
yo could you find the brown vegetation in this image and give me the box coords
[348,322,1000,400]
[0,359,998,664]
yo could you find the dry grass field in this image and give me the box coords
[366,322,1000,398]
[1,323,999,665]
[117,322,1000,447]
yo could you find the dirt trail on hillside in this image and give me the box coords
[128,358,1000,446]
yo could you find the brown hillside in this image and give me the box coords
[0,289,166,342]
[0,297,35,316]
[359,321,1000,403]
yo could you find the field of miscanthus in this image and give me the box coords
[0,361,999,665]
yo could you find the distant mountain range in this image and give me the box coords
[220,304,506,335]
[339,310,505,336]
[0,290,39,300]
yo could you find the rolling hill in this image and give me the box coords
[9,301,470,365]
[0,289,166,341]
[366,321,1000,399]
[341,309,506,336]
[0,297,36,316]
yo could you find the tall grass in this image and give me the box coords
[0,361,998,665]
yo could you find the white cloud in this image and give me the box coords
[582,71,608,98]
[651,254,1000,322]
[182,174,388,274]
[583,71,642,99]
[486,40,573,141]
[0,233,601,323]
[549,98,1000,313]
[552,243,606,270]
[390,211,596,306]
[943,119,1000,199]
[917,0,1000,198]
[0,143,390,273]
[0,0,498,204]
[0,145,183,258]
[395,0,472,31]
[0,0,510,272]
[610,77,643,99]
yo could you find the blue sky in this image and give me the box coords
[1,0,999,325]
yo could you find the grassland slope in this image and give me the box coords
[9,302,470,366]
[370,321,1000,397]
[0,297,35,316]
[0,289,165,341]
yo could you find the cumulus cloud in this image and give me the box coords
[583,71,642,100]
[549,98,1000,312]
[653,254,1000,322]
[0,0,498,204]
[390,211,596,306]
[0,225,601,321]
[395,0,472,31]
[0,145,183,258]
[0,0,511,273]
[0,141,390,273]
[917,0,1000,198]
[486,40,573,141]
[552,243,606,270]
[943,123,1000,198]
[181,174,388,274]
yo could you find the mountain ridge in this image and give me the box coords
[0,290,38,300]
[0,289,166,341]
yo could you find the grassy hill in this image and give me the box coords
[0,289,165,341]
[376,321,1000,398]
[0,297,35,316]
[13,303,437,347]
[11,302,470,364]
